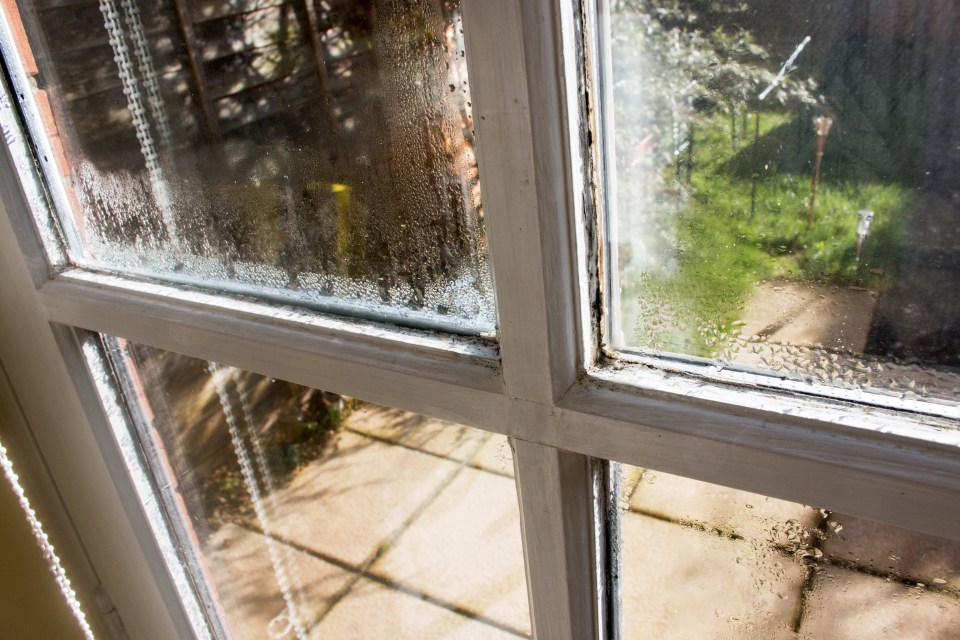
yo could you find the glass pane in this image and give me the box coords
[15,0,492,333]
[615,463,960,638]
[605,1,960,402]
[103,338,529,638]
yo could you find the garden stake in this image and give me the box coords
[808,115,833,230]
[731,107,738,151]
[750,112,760,218]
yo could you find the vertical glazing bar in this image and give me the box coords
[462,0,584,405]
[511,437,600,640]
[463,0,601,635]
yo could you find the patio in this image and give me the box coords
[195,403,960,639]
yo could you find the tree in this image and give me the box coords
[611,0,818,172]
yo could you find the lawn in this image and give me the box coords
[627,110,912,357]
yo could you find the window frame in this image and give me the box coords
[0,1,959,639]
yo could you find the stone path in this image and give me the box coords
[733,280,960,403]
[196,403,960,639]
[201,404,527,640]
[740,281,878,354]
[621,468,960,638]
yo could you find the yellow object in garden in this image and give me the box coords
[332,183,352,268]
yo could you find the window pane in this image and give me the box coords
[104,338,529,638]
[604,1,960,402]
[615,463,960,638]
[16,0,492,333]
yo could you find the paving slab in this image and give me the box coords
[263,430,460,566]
[344,402,486,462]
[618,464,644,507]
[739,281,878,353]
[202,524,354,640]
[822,513,960,592]
[629,469,821,544]
[469,433,514,477]
[309,577,524,640]
[799,565,960,639]
[373,466,531,636]
[620,511,805,639]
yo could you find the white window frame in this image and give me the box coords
[1,1,959,639]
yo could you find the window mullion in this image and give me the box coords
[511,436,601,640]
[463,3,604,639]
[463,0,583,405]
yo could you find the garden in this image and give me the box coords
[611,1,934,362]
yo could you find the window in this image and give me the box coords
[0,1,958,639]
[600,0,960,414]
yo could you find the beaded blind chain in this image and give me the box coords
[0,435,96,640]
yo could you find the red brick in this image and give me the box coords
[47,133,71,178]
[0,0,38,76]
[32,89,58,136]
[32,89,73,177]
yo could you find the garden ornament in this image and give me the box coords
[856,209,874,262]
[808,115,834,230]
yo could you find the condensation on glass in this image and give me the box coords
[602,1,960,403]
[14,0,492,333]
[102,338,528,639]
[613,462,960,638]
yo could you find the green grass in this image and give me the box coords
[631,111,911,356]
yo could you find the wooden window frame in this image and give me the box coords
[1,1,958,638]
